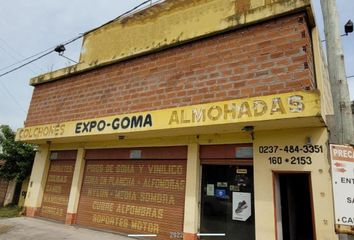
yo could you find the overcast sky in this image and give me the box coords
[0,0,353,130]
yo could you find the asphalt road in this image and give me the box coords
[0,217,136,240]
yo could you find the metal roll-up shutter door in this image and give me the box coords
[76,146,187,240]
[38,150,76,222]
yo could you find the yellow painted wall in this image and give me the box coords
[16,91,322,143]
[39,127,338,239]
[66,148,85,214]
[253,127,338,240]
[183,142,200,234]
[24,144,51,209]
[30,0,311,85]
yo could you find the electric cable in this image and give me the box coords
[0,0,155,78]
[0,45,56,72]
[0,51,54,78]
[0,35,83,72]
[0,34,83,78]
[0,81,26,113]
[0,37,43,73]
[0,44,38,75]
[85,0,152,35]
[0,0,157,116]
[59,54,78,64]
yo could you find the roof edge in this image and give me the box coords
[30,0,313,86]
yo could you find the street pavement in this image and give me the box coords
[0,217,135,240]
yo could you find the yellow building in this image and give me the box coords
[17,0,339,239]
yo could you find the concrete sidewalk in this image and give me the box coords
[0,217,135,240]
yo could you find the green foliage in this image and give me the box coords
[0,125,35,181]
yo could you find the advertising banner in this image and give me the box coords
[330,144,354,227]
[232,192,251,221]
[16,91,320,142]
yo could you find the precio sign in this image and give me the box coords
[330,144,354,227]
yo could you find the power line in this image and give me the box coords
[0,35,82,113]
[114,0,153,21]
[0,37,44,73]
[59,54,78,64]
[0,35,83,73]
[347,75,354,79]
[0,37,81,114]
[0,0,155,79]
[0,43,38,75]
[0,1,158,117]
[0,51,54,78]
[0,35,83,79]
[85,0,153,35]
[0,81,26,113]
[0,45,55,72]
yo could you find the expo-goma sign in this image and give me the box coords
[16,91,320,141]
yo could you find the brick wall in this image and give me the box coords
[25,12,315,127]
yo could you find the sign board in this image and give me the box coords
[16,91,320,142]
[215,189,227,199]
[206,184,214,196]
[232,192,251,221]
[235,147,253,159]
[330,144,354,227]
[39,159,75,222]
[76,159,186,240]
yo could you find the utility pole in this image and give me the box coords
[320,0,354,145]
[320,0,354,239]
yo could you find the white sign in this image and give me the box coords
[206,184,214,196]
[232,192,251,221]
[330,144,354,226]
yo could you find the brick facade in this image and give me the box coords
[26,13,314,127]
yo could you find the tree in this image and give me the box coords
[0,125,35,181]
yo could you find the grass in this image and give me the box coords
[0,205,21,218]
